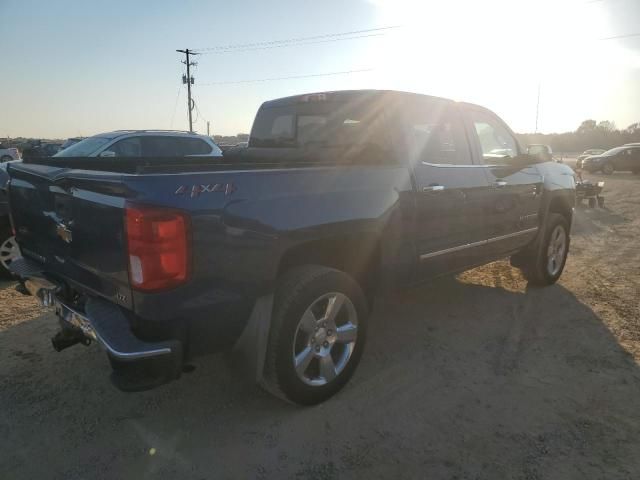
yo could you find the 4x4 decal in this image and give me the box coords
[175,182,236,198]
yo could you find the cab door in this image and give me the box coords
[463,106,543,256]
[405,99,491,278]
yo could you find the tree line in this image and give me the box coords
[517,120,640,154]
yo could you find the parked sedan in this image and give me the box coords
[581,145,640,174]
[576,148,606,169]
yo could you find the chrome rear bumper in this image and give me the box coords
[12,258,180,362]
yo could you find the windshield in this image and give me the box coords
[54,137,111,157]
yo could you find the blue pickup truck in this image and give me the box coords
[7,90,575,404]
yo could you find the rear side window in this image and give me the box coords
[141,137,213,156]
[402,101,471,165]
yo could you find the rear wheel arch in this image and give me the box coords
[276,233,382,302]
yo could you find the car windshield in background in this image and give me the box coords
[54,137,111,157]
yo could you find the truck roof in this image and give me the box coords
[260,89,455,108]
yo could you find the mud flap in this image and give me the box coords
[229,294,288,401]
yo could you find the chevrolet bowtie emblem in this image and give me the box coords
[56,223,73,243]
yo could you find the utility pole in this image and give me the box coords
[207,121,210,136]
[176,49,198,132]
[534,81,541,134]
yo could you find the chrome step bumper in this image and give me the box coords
[10,258,181,362]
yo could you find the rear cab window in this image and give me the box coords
[249,94,396,165]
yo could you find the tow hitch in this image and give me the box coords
[51,328,91,352]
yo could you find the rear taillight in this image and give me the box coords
[125,204,191,292]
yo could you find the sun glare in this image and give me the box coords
[367,0,639,131]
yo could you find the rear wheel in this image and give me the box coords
[0,233,20,279]
[265,265,368,405]
[519,213,569,286]
[602,162,614,175]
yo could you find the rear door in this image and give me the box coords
[463,106,543,256]
[406,99,492,277]
[619,147,638,171]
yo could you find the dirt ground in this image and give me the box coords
[1,170,639,479]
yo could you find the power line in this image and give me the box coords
[192,26,400,52]
[196,33,386,55]
[198,68,373,86]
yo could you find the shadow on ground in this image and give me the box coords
[1,274,640,479]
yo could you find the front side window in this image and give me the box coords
[469,110,519,162]
[403,101,471,165]
[108,137,142,156]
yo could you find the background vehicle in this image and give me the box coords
[22,142,62,159]
[7,90,575,405]
[60,137,83,150]
[0,143,20,163]
[581,145,640,174]
[576,148,606,169]
[55,130,223,158]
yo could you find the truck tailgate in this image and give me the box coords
[8,163,133,308]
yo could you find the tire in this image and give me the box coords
[0,156,12,163]
[602,162,614,175]
[265,265,368,405]
[520,213,570,286]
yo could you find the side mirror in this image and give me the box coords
[99,150,116,158]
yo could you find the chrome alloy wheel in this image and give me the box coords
[0,236,21,273]
[292,292,358,386]
[546,225,567,276]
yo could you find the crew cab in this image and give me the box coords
[7,90,575,404]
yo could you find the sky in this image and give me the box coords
[1,0,639,139]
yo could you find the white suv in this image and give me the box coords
[54,130,222,158]
[0,144,20,163]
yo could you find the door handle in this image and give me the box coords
[493,180,507,188]
[423,185,445,193]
